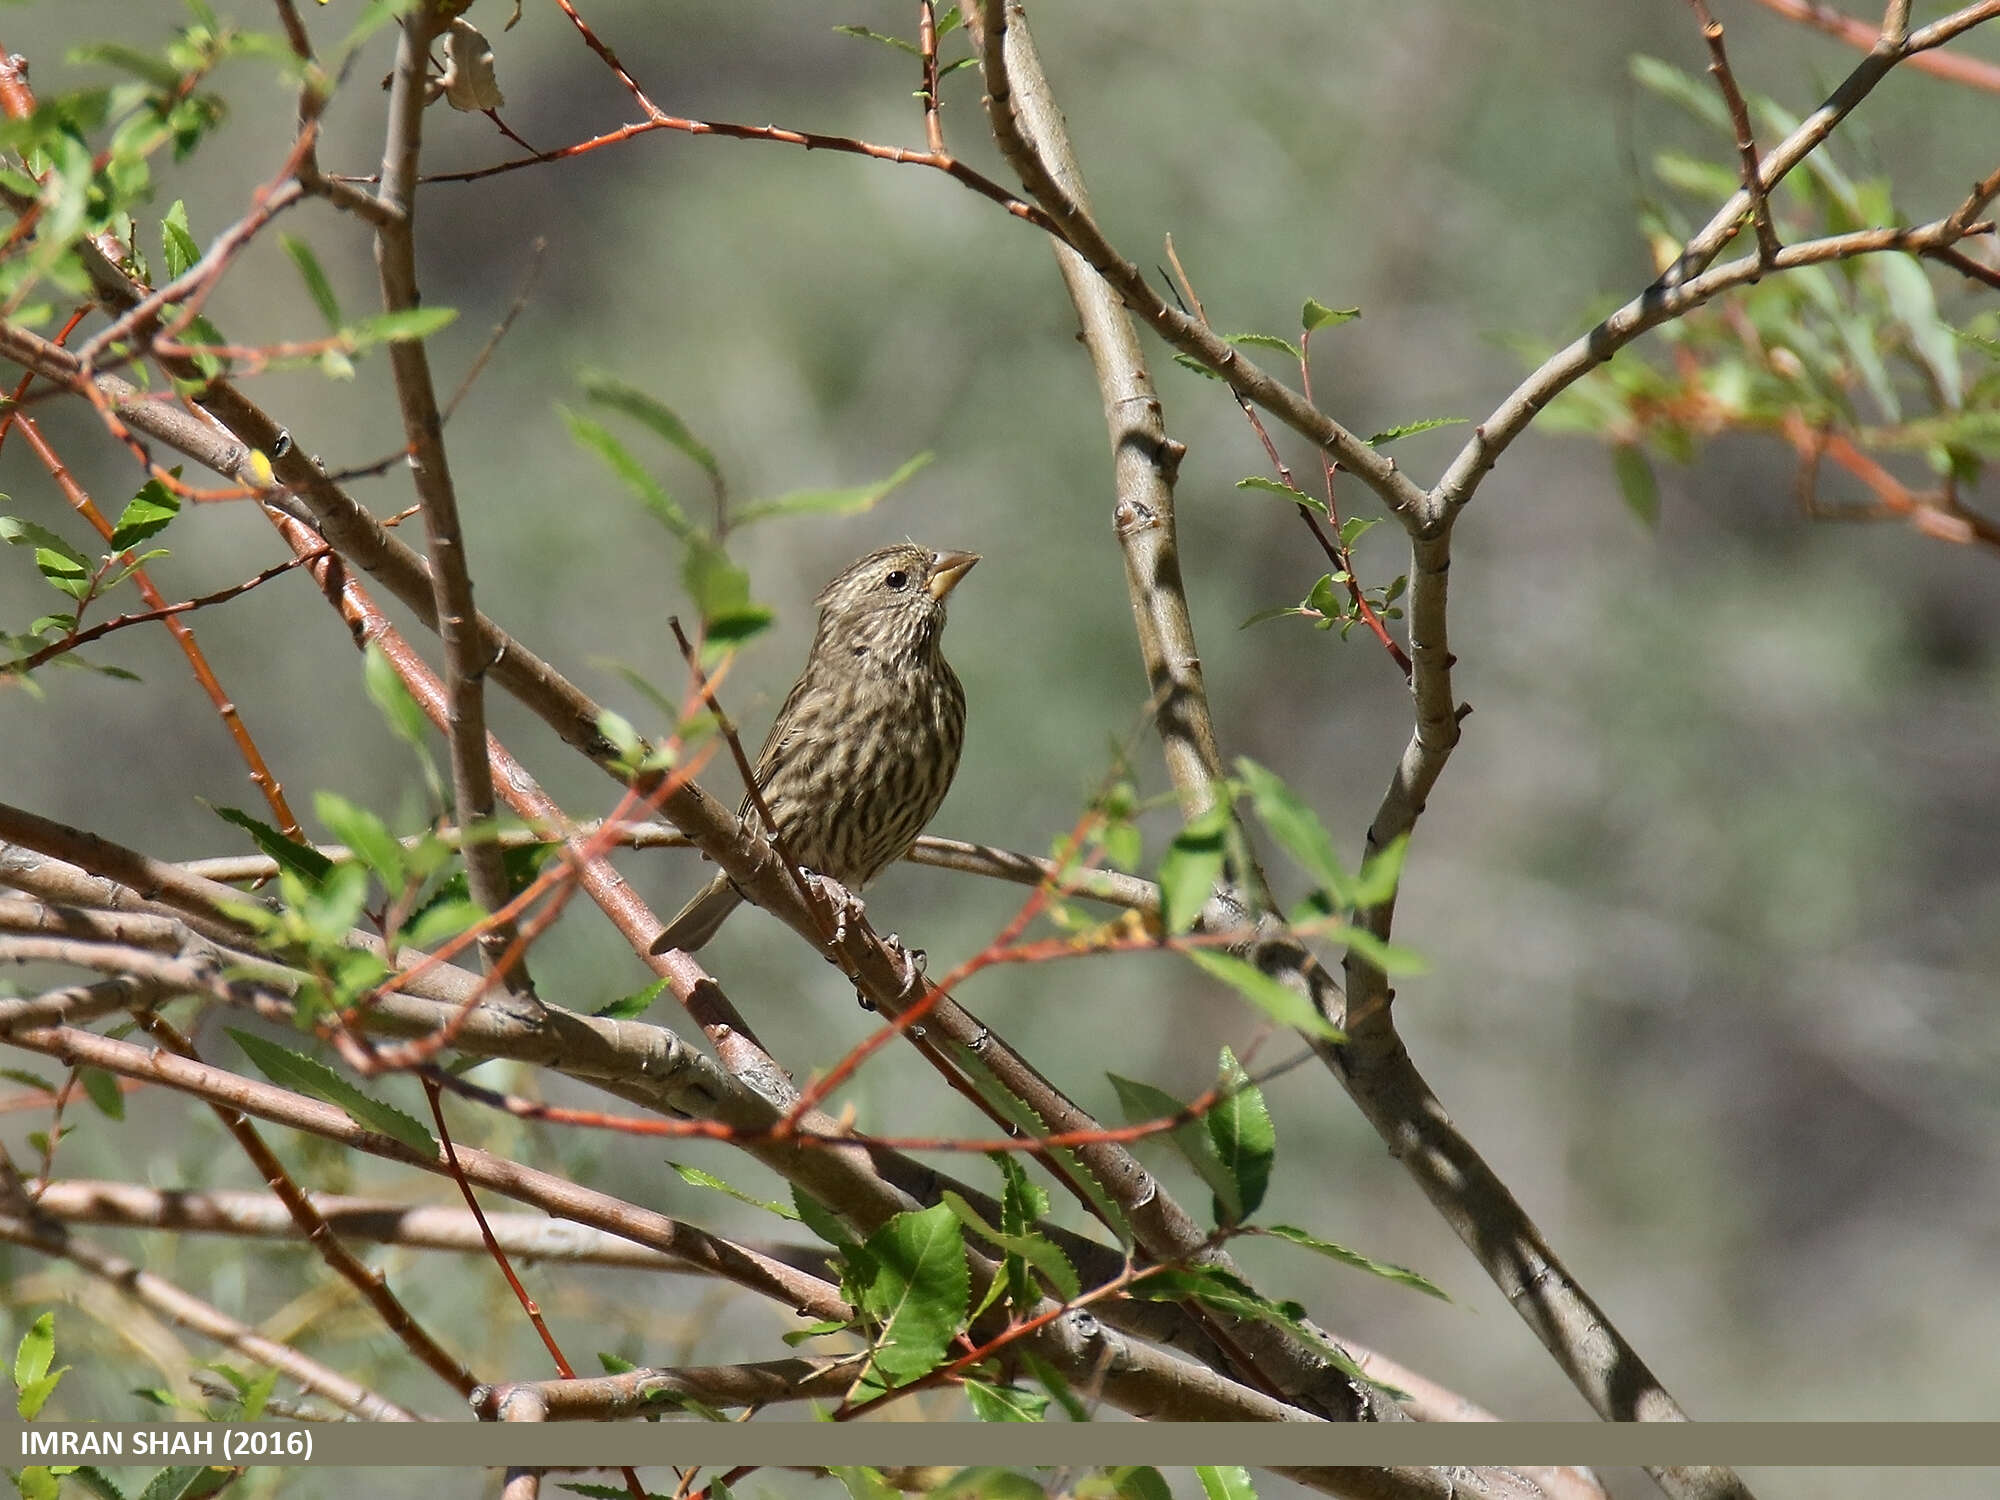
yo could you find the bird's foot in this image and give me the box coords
[883,934,927,998]
[802,871,865,946]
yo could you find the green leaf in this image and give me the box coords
[229,1029,439,1158]
[1235,756,1355,907]
[1172,352,1222,380]
[397,894,482,951]
[208,804,335,885]
[1240,604,1311,630]
[1301,299,1360,331]
[1110,1469,1173,1500]
[1880,253,1963,410]
[1227,332,1302,361]
[1130,1264,1366,1381]
[853,1203,970,1386]
[0,518,92,600]
[1185,949,1341,1040]
[14,1311,56,1388]
[577,370,722,490]
[832,25,920,54]
[1351,834,1408,909]
[136,1466,235,1500]
[1196,1469,1257,1500]
[733,452,932,527]
[962,1378,1050,1422]
[1020,1351,1088,1421]
[1234,475,1325,516]
[792,1187,859,1252]
[1206,1047,1273,1224]
[69,1468,128,1500]
[344,306,457,347]
[1629,54,1728,132]
[1157,801,1231,933]
[681,539,774,648]
[314,791,405,892]
[70,41,185,94]
[1337,516,1378,550]
[363,641,432,751]
[564,407,695,539]
[940,1189,1078,1301]
[668,1161,801,1219]
[1612,444,1660,527]
[932,1471,1047,1500]
[280,233,343,332]
[1366,417,1464,446]
[78,1067,125,1121]
[1258,1223,1450,1300]
[109,479,180,551]
[593,976,669,1020]
[161,200,199,279]
[1108,1073,1245,1227]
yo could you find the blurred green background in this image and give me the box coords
[3,1,1998,1494]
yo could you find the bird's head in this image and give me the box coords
[812,543,979,662]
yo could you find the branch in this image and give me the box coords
[375,0,532,1005]
[0,1207,421,1421]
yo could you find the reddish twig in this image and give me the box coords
[11,411,303,835]
[1751,0,2000,90]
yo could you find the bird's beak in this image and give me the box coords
[928,550,980,600]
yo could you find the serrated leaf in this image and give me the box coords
[229,1029,438,1158]
[1235,756,1355,907]
[109,479,180,551]
[669,1161,801,1219]
[209,804,334,884]
[1337,516,1378,549]
[932,1470,1047,1500]
[0,517,91,600]
[1108,1073,1243,1227]
[963,1378,1050,1422]
[280,233,342,332]
[1613,444,1660,527]
[1157,801,1230,933]
[345,306,457,347]
[734,452,931,527]
[1131,1264,1365,1380]
[597,1352,639,1374]
[577,369,722,489]
[940,1189,1078,1301]
[1227,332,1302,361]
[1302,299,1359,331]
[69,1467,128,1500]
[1185,949,1341,1040]
[1206,1047,1272,1224]
[593,976,669,1020]
[1259,1223,1449,1299]
[1021,1351,1088,1421]
[855,1203,968,1386]
[1235,475,1325,516]
[1366,417,1464,446]
[1171,352,1222,380]
[137,1467,233,1500]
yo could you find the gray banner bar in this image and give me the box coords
[15,1422,2000,1468]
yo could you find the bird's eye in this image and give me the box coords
[884,569,910,591]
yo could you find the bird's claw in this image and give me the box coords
[884,934,927,997]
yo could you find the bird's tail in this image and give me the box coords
[649,875,742,954]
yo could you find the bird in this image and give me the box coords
[651,542,979,956]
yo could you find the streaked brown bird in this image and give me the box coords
[652,543,978,955]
